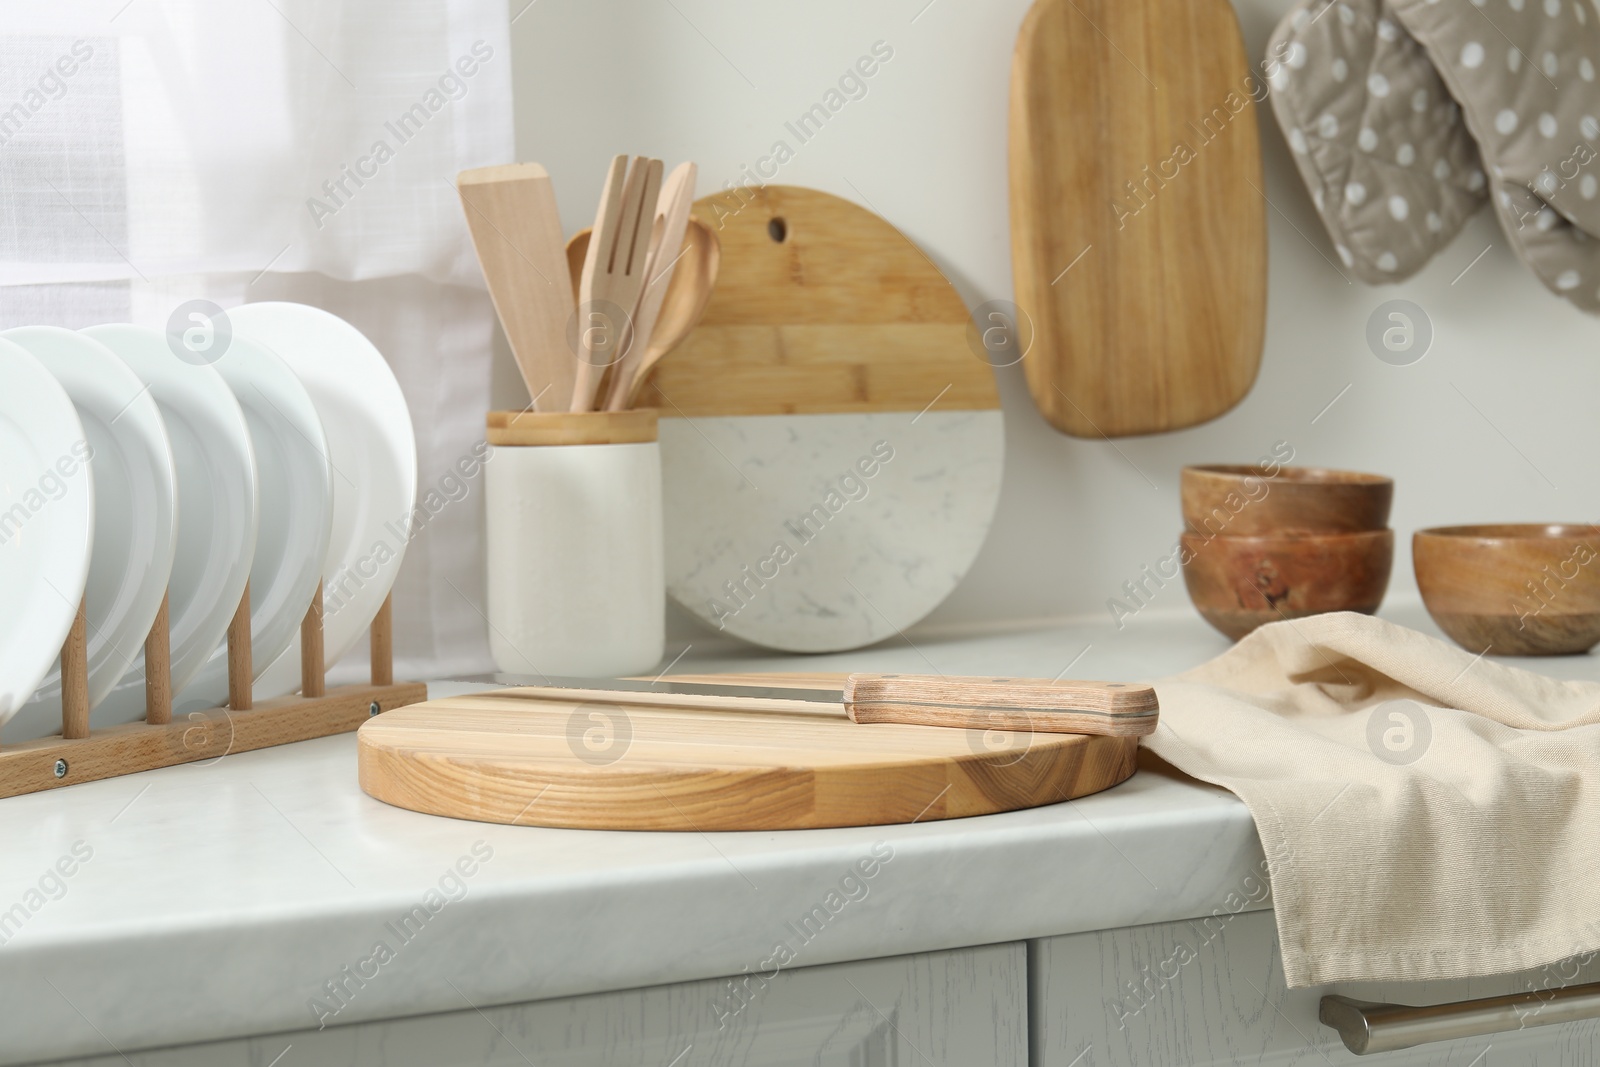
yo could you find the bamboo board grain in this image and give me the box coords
[1009,0,1266,438]
[357,674,1139,830]
[636,186,999,416]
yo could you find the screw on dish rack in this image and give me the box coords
[369,701,381,717]
[53,759,68,779]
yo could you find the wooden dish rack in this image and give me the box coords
[0,582,426,798]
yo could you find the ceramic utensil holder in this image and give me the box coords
[485,409,664,677]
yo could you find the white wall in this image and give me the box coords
[506,0,1600,641]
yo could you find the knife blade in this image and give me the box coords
[449,672,1159,738]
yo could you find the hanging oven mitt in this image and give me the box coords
[1388,0,1600,313]
[1266,0,1488,283]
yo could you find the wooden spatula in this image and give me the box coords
[456,163,575,411]
[570,155,662,411]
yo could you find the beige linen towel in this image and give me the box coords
[1146,612,1600,988]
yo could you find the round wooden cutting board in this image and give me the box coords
[357,674,1139,831]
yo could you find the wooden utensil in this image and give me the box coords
[1009,0,1266,437]
[563,216,720,408]
[604,162,698,410]
[568,154,626,411]
[357,673,1145,830]
[458,671,1159,737]
[570,155,661,412]
[456,163,576,411]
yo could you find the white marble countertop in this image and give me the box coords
[2,604,1595,1064]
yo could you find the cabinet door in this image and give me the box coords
[1032,910,1600,1066]
[46,943,1025,1067]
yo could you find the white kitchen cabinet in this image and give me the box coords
[1032,909,1600,1065]
[40,943,1026,1067]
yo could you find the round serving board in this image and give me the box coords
[638,186,1005,654]
[357,674,1139,831]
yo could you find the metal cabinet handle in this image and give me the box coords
[1320,982,1600,1055]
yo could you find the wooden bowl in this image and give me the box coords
[1414,524,1600,655]
[1180,529,1394,640]
[1181,465,1393,536]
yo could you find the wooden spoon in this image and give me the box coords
[565,216,720,408]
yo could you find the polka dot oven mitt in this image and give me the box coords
[1267,0,1489,283]
[1390,0,1600,312]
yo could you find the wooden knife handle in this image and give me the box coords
[843,674,1159,738]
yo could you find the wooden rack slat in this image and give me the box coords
[371,594,393,687]
[61,597,89,739]
[227,581,252,711]
[145,593,171,725]
[301,580,325,699]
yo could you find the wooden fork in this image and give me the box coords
[604,162,698,411]
[570,155,662,412]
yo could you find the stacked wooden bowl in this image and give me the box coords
[1179,465,1395,640]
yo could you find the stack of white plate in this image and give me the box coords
[0,303,416,743]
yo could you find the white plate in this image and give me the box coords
[173,333,333,712]
[0,340,94,729]
[84,324,258,696]
[227,303,415,695]
[2,327,177,729]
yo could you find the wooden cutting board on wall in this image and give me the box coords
[1010,0,1266,438]
[358,674,1141,830]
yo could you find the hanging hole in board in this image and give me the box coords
[767,217,787,243]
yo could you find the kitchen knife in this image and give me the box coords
[452,672,1159,738]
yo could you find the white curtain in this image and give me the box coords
[0,0,512,696]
